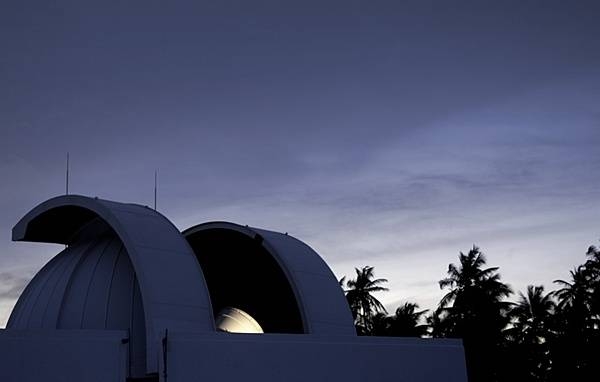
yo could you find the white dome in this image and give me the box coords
[216,307,264,334]
[8,224,147,376]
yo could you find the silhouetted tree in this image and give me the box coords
[389,302,429,337]
[585,244,600,320]
[502,285,555,382]
[434,246,512,382]
[508,285,555,344]
[553,267,591,314]
[584,243,600,378]
[342,266,388,335]
[371,303,429,337]
[371,312,390,336]
[340,241,600,380]
[549,259,600,381]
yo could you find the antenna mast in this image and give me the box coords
[154,170,157,210]
[66,152,70,195]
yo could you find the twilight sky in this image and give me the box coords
[1,1,599,327]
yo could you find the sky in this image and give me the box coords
[1,1,599,327]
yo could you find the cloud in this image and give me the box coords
[0,270,34,301]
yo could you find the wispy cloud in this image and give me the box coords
[0,270,34,300]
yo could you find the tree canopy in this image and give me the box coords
[340,241,600,382]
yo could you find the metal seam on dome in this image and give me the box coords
[80,237,114,328]
[53,241,90,328]
[130,272,145,373]
[79,236,114,329]
[104,244,124,329]
[20,255,63,327]
[25,251,71,328]
[40,244,83,328]
[9,242,85,328]
[129,273,137,344]
[57,236,104,328]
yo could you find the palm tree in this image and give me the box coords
[508,285,555,343]
[585,244,600,320]
[504,285,555,382]
[554,246,600,322]
[552,266,591,313]
[370,312,391,336]
[387,302,429,337]
[371,303,429,337]
[550,265,598,380]
[437,246,512,339]
[342,266,388,335]
[438,246,511,311]
[428,307,454,338]
[435,246,512,382]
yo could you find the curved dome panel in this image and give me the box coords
[11,195,215,374]
[184,227,305,333]
[183,222,356,336]
[8,228,148,376]
[9,196,357,379]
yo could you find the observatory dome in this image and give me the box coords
[6,195,355,377]
[1,195,467,382]
[7,221,148,374]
